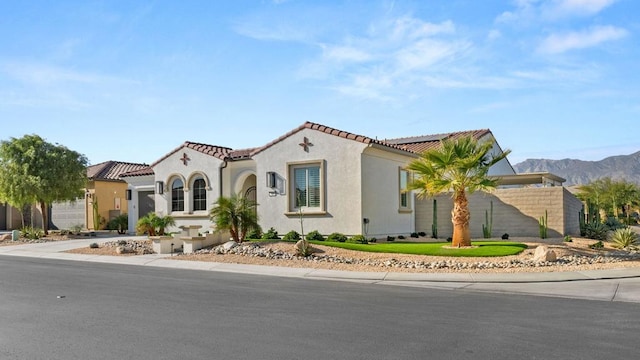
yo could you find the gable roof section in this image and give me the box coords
[88,161,149,181]
[250,121,414,157]
[150,141,233,167]
[383,129,492,154]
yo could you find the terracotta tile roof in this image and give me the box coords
[87,161,150,181]
[149,141,233,167]
[250,121,413,156]
[383,129,492,154]
[229,148,258,160]
[119,166,155,178]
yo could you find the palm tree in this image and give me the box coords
[408,135,511,248]
[153,214,175,236]
[209,193,259,243]
[136,213,158,236]
[136,212,175,236]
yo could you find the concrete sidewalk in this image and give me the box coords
[2,237,640,303]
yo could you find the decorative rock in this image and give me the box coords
[222,241,238,250]
[294,240,311,256]
[0,234,11,241]
[115,246,126,254]
[533,246,557,262]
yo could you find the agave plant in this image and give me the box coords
[610,228,639,250]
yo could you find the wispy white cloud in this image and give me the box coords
[538,25,627,53]
[1,61,137,86]
[497,0,617,23]
[542,0,617,19]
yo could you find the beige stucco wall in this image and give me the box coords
[252,128,368,236]
[361,146,416,237]
[415,187,583,238]
[152,147,224,233]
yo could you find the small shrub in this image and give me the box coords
[589,240,604,250]
[397,235,405,240]
[610,228,639,250]
[563,235,573,242]
[246,227,263,240]
[350,235,368,244]
[604,216,626,231]
[282,230,301,241]
[418,231,427,237]
[501,233,509,240]
[306,230,324,241]
[446,237,452,242]
[328,232,347,242]
[386,236,395,242]
[70,224,83,234]
[410,232,419,238]
[583,222,609,241]
[261,227,280,240]
[89,242,99,249]
[20,226,44,240]
[369,237,377,243]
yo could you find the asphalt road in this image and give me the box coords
[1,256,639,360]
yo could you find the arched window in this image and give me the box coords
[193,178,207,211]
[171,179,184,212]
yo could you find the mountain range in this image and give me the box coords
[513,151,640,186]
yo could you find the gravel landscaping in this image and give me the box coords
[174,237,640,273]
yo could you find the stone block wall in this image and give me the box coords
[415,187,583,239]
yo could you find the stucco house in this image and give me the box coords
[122,122,533,240]
[49,161,149,231]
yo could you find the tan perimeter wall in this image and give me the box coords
[415,187,583,239]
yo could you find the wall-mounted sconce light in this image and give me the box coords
[155,181,164,194]
[266,171,276,188]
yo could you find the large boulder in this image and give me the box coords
[533,246,557,262]
[294,240,311,256]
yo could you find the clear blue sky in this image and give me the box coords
[1,0,638,166]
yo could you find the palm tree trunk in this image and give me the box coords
[39,201,49,235]
[451,191,471,247]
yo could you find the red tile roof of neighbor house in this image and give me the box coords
[119,123,496,177]
[383,129,492,154]
[87,161,150,181]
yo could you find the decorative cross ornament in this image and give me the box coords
[299,137,313,152]
[180,152,191,166]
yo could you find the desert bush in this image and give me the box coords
[20,226,44,240]
[246,227,263,240]
[589,240,604,249]
[386,236,395,242]
[610,228,638,250]
[89,243,99,249]
[306,230,324,241]
[563,235,573,242]
[282,230,301,241]
[418,231,427,237]
[350,235,368,244]
[397,235,405,240]
[583,222,609,241]
[261,227,280,240]
[410,232,419,238]
[501,233,509,240]
[327,232,347,242]
[604,216,626,231]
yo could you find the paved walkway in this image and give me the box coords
[2,236,640,303]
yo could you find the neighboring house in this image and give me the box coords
[50,161,149,231]
[122,122,572,239]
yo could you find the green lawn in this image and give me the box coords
[309,240,528,257]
